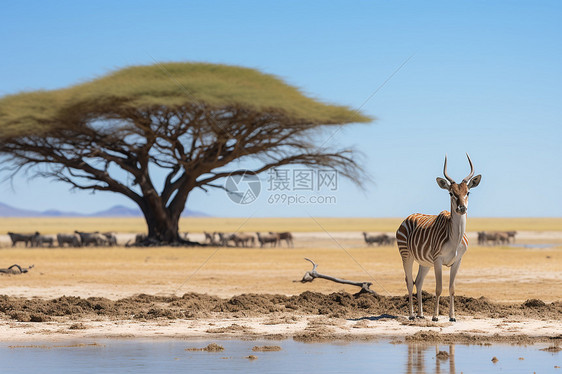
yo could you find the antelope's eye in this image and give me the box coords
[467,192,470,196]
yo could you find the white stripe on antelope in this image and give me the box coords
[396,154,482,322]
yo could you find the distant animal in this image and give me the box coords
[504,231,517,243]
[270,232,293,247]
[256,232,279,248]
[135,234,147,243]
[57,233,81,247]
[7,232,35,247]
[396,154,481,322]
[233,233,255,247]
[125,233,148,247]
[363,232,390,246]
[204,232,217,245]
[32,232,54,247]
[217,232,237,247]
[477,231,510,246]
[102,232,118,246]
[74,231,108,246]
[477,231,486,245]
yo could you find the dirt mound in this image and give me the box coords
[0,292,560,322]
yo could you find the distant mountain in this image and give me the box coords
[0,202,209,217]
[88,205,142,217]
[0,202,40,217]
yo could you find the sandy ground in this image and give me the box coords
[0,231,560,344]
[1,314,560,344]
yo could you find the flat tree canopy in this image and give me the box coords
[0,62,371,244]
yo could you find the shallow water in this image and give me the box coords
[1,339,560,373]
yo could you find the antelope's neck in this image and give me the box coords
[449,206,467,246]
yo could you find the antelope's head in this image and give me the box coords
[436,154,482,215]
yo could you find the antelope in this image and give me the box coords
[217,232,237,247]
[204,231,220,245]
[478,231,510,246]
[505,231,517,243]
[256,232,279,248]
[270,232,294,247]
[363,232,390,246]
[234,233,255,247]
[396,154,481,322]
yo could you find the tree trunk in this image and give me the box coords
[145,211,180,243]
[136,179,193,245]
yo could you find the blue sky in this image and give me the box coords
[1,1,561,217]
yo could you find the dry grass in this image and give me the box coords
[1,217,560,235]
[0,233,559,303]
[0,217,559,303]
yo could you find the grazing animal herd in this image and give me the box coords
[5,228,517,249]
[477,231,517,245]
[205,232,294,248]
[7,231,118,248]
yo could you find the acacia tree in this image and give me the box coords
[0,63,371,244]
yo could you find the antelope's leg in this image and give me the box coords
[448,259,463,322]
[414,265,430,318]
[433,259,443,321]
[402,256,415,320]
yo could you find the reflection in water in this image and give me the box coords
[406,344,456,374]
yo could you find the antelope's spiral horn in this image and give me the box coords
[443,155,455,183]
[462,153,475,184]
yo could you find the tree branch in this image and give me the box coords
[296,258,378,296]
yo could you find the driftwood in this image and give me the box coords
[0,264,34,274]
[297,258,378,296]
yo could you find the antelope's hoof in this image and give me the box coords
[408,316,415,321]
[449,318,456,322]
[432,317,438,322]
[416,315,426,319]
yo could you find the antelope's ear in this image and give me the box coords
[467,174,482,189]
[436,177,451,190]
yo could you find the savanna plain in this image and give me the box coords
[0,217,560,346]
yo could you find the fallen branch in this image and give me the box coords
[0,264,34,274]
[296,258,378,296]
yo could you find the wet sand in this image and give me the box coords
[0,291,560,343]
